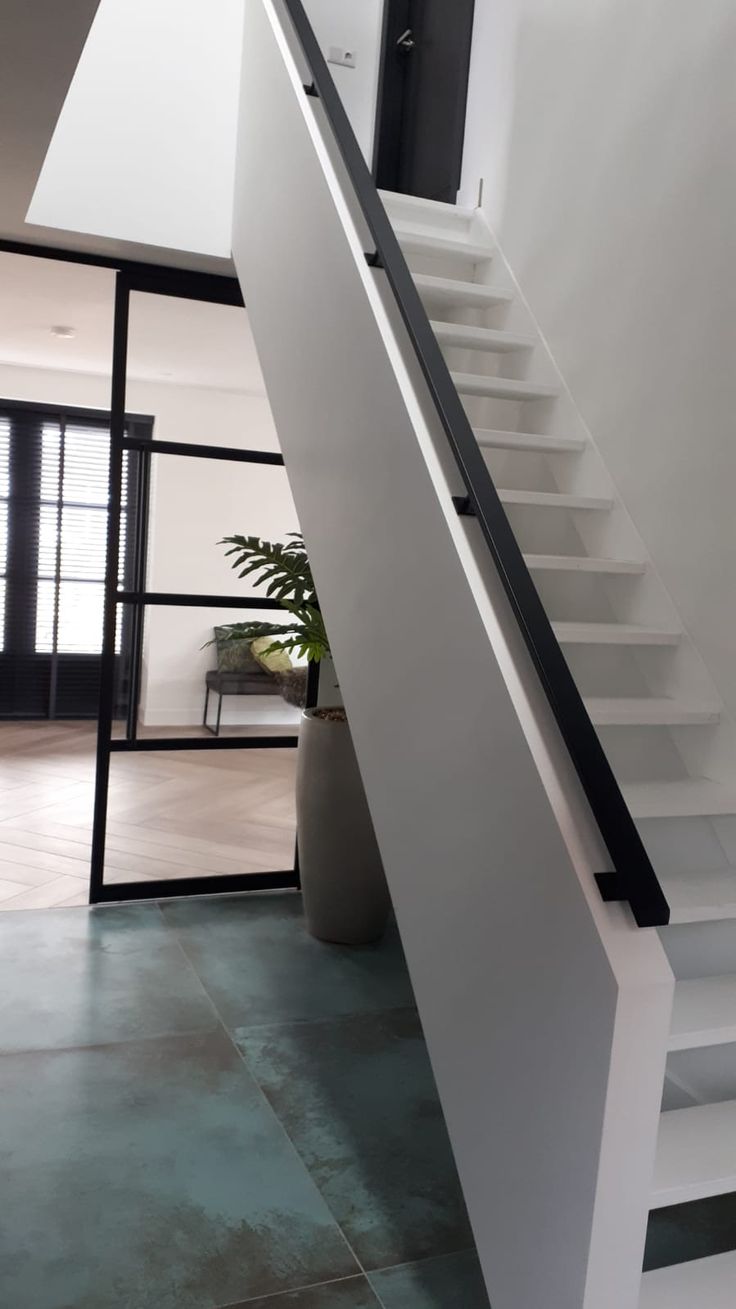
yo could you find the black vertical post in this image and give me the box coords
[294,658,321,886]
[89,274,130,903]
[47,415,66,719]
[4,410,44,714]
[306,658,320,710]
[124,440,151,741]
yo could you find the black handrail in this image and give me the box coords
[280,0,669,928]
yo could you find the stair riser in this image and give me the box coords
[433,323,535,354]
[379,189,477,238]
[525,557,646,575]
[595,714,720,727]
[476,428,584,454]
[501,491,612,511]
[414,275,513,312]
[454,373,558,402]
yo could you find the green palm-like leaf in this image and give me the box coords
[219,533,316,608]
[272,602,329,662]
[217,533,330,664]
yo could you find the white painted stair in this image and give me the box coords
[499,488,612,511]
[624,780,736,819]
[661,867,736,924]
[652,1101,736,1207]
[432,320,535,353]
[394,225,494,264]
[475,427,584,453]
[413,273,513,310]
[552,622,682,646]
[524,552,646,575]
[640,1251,736,1309]
[452,370,558,401]
[380,190,736,1307]
[586,698,720,727]
[670,975,736,1050]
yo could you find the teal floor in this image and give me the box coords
[0,894,490,1309]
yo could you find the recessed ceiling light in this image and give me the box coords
[50,325,76,339]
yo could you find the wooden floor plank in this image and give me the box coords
[0,722,297,910]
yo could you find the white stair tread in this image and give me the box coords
[413,273,512,309]
[624,779,736,819]
[452,371,558,401]
[662,867,736,924]
[524,553,646,575]
[395,225,493,262]
[670,974,736,1050]
[640,1250,736,1309]
[652,1100,736,1207]
[432,320,535,353]
[474,427,584,453]
[585,697,720,727]
[553,622,682,646]
[498,488,611,511]
[379,188,476,226]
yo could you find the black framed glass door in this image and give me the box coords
[89,267,314,905]
[0,243,307,910]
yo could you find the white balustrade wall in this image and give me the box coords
[232,4,674,1305]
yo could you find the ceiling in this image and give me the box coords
[0,0,236,274]
[0,252,266,394]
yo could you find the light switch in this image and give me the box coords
[327,46,357,69]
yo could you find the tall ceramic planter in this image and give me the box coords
[296,708,390,944]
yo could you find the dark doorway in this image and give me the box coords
[373,0,476,204]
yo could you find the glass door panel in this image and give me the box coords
[92,277,305,902]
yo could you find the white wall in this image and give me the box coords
[460,0,736,725]
[303,0,385,159]
[0,363,300,726]
[27,0,384,258]
[133,382,301,728]
[27,0,244,257]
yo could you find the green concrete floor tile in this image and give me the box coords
[645,1192,736,1270]
[237,1008,473,1270]
[228,1274,381,1306]
[162,895,415,1029]
[0,904,217,1054]
[0,1029,357,1309]
[369,1251,490,1307]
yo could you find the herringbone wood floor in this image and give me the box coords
[0,722,297,910]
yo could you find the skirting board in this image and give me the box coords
[141,701,302,728]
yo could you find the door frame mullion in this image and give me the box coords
[90,272,131,902]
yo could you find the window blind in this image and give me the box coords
[0,403,150,718]
[0,417,9,653]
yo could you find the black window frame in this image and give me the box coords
[0,398,153,720]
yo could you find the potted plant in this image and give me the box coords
[218,532,390,946]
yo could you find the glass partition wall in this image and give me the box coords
[0,252,118,911]
[90,269,307,903]
[0,250,303,909]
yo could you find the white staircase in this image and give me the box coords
[380,186,736,1307]
[232,5,736,1305]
